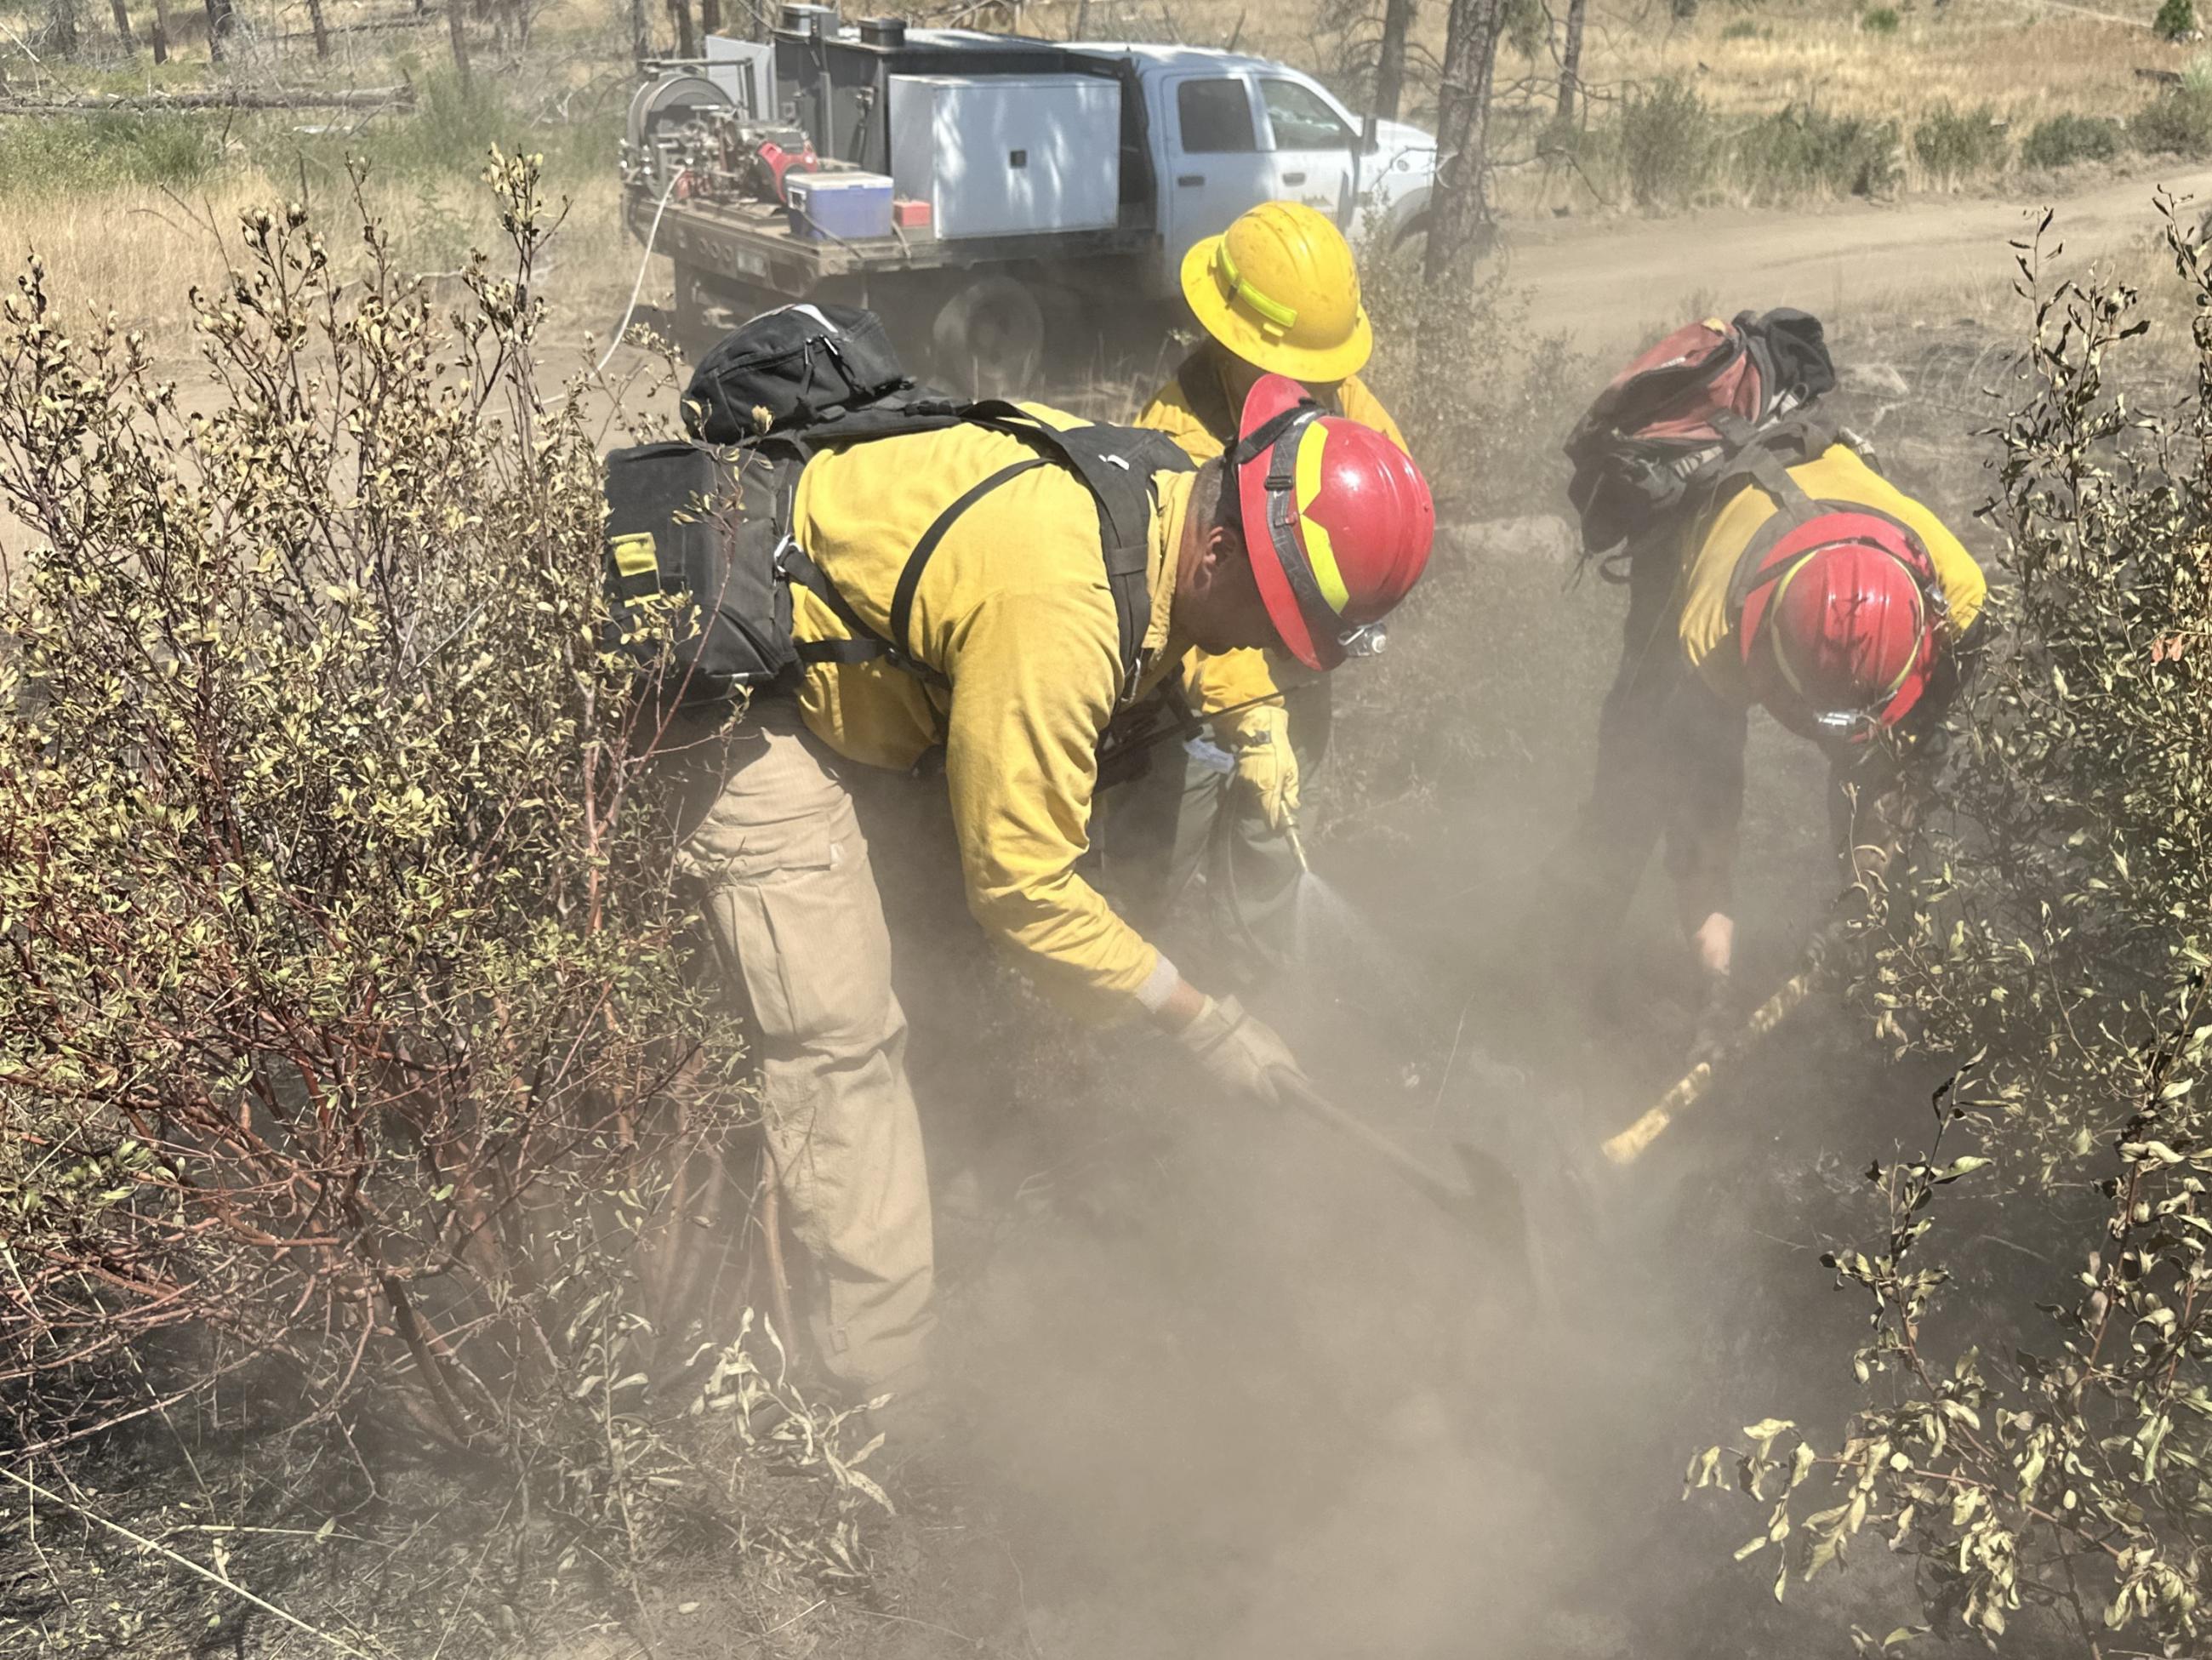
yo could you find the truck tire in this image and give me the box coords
[673,263,773,362]
[930,273,1046,396]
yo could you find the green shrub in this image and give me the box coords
[2131,83,2212,153]
[1720,17,1759,37]
[2156,0,2196,41]
[0,110,216,196]
[1618,77,1719,208]
[1736,104,1899,200]
[1911,100,2009,184]
[1695,203,2212,1660]
[0,158,886,1608]
[289,71,613,191]
[2020,110,2124,167]
[1861,4,1901,31]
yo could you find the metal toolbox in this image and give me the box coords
[887,73,1121,241]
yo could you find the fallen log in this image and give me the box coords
[0,84,415,113]
[276,12,442,43]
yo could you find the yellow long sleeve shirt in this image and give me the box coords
[1135,356,1410,729]
[1677,444,1987,702]
[787,409,1194,1020]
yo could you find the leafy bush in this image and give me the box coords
[2157,0,2197,41]
[1720,18,1760,38]
[1691,205,2212,1657]
[1617,77,1720,209]
[2020,111,2124,168]
[1736,104,1899,200]
[1911,100,2009,185]
[2134,81,2212,153]
[1861,5,1901,31]
[0,157,887,1599]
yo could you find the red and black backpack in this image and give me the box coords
[1563,308,1838,558]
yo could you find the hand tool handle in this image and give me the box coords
[1599,837,1901,1167]
[1599,967,1819,1165]
[1271,1067,1473,1212]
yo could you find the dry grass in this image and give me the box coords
[1582,3,2179,127]
[0,0,2181,367]
[1026,0,2181,133]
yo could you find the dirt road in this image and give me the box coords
[1507,161,2212,348]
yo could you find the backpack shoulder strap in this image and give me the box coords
[955,404,1196,694]
[777,408,1193,699]
[1710,409,1818,521]
[1723,497,1936,619]
[886,458,1047,672]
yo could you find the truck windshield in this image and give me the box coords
[1177,78,1257,153]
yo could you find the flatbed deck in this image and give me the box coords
[629,189,1159,299]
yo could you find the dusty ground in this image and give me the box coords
[1510,157,2212,349]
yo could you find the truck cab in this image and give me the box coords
[1084,43,1437,294]
[622,16,1439,386]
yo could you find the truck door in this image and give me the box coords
[1159,71,1270,290]
[1257,75,1362,231]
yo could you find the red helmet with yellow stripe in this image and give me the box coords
[1737,510,1941,742]
[1232,374,1434,670]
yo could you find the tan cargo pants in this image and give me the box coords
[670,703,934,1398]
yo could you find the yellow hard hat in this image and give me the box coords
[1179,200,1373,385]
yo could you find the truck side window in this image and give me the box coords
[1261,79,1354,151]
[1177,78,1257,154]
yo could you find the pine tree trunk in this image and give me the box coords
[446,0,472,86]
[698,0,718,36]
[108,0,134,50]
[1421,0,1507,297]
[667,0,694,59]
[630,0,648,62]
[1556,0,1588,123]
[305,0,329,57]
[201,0,232,62]
[1374,0,1415,123]
[148,0,169,61]
[46,0,80,57]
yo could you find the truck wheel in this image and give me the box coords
[930,274,1046,396]
[673,264,770,362]
[1390,208,1432,265]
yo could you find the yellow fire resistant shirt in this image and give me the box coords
[787,408,1195,1020]
[1135,358,1411,731]
[1676,443,1988,704]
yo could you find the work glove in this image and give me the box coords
[1174,994,1303,1106]
[1231,705,1300,833]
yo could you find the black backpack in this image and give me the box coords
[601,304,1193,707]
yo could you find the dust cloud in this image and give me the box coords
[841,329,1978,1655]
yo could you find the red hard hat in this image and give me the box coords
[1737,511,1940,741]
[1234,374,1434,670]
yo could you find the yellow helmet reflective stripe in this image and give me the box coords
[1211,238,1299,339]
[1291,419,1350,613]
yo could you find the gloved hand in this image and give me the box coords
[1230,705,1300,833]
[1685,911,1736,1070]
[1173,994,1303,1105]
